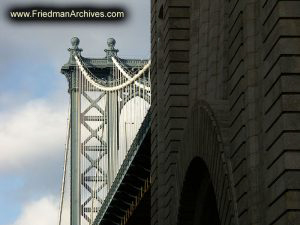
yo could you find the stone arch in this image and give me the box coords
[177,157,221,225]
[176,101,238,225]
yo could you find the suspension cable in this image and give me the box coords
[58,102,71,225]
[111,57,150,91]
[74,55,151,92]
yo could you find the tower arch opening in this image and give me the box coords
[178,157,221,225]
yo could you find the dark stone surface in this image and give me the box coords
[151,0,300,224]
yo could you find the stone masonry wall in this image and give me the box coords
[151,0,300,225]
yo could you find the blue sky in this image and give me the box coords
[0,0,150,224]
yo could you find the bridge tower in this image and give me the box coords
[60,38,151,225]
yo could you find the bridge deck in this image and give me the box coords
[93,113,151,225]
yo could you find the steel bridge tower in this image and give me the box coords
[60,37,151,225]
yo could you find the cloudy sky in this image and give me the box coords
[0,0,150,224]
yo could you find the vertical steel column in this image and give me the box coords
[70,68,81,225]
[107,85,119,187]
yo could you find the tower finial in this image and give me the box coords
[105,38,119,58]
[68,37,82,63]
[71,37,80,48]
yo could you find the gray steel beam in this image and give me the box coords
[107,89,119,187]
[70,69,81,225]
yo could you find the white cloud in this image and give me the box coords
[0,0,150,223]
[11,196,59,225]
[0,97,68,172]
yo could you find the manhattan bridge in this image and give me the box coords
[59,37,151,225]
